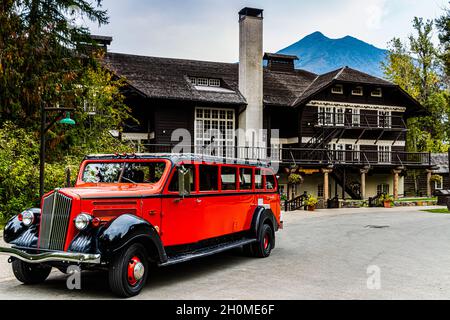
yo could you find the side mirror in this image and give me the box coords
[178,166,191,198]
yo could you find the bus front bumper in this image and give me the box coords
[0,246,102,264]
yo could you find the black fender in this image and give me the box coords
[97,214,167,264]
[3,208,40,246]
[250,206,278,248]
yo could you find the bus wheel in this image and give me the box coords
[251,224,274,258]
[109,243,149,298]
[12,260,52,285]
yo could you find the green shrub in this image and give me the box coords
[0,122,133,224]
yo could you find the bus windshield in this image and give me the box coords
[82,161,167,184]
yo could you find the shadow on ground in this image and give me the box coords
[6,248,251,299]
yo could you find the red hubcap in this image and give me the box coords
[263,234,270,250]
[127,256,144,286]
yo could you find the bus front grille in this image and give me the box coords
[39,191,72,251]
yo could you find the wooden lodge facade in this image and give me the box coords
[98,7,433,207]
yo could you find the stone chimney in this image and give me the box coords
[238,7,264,148]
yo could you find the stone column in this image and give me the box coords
[321,168,333,202]
[392,169,402,200]
[426,169,433,198]
[360,167,369,200]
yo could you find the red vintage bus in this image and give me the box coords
[0,154,282,297]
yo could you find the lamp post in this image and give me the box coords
[39,102,76,198]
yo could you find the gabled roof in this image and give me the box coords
[292,66,395,106]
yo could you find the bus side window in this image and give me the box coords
[265,171,276,191]
[199,165,219,191]
[168,165,196,192]
[239,168,253,190]
[221,166,237,191]
[255,169,264,190]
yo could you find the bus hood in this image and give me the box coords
[59,184,161,199]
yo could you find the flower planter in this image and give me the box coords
[383,201,392,208]
[308,206,316,212]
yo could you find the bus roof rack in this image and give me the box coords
[84,153,274,167]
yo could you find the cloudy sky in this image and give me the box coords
[86,0,448,62]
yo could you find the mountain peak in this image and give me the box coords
[277,32,387,78]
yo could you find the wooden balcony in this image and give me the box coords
[313,112,407,131]
[141,144,432,168]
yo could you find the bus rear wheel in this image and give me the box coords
[246,224,274,258]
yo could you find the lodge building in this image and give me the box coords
[98,7,433,208]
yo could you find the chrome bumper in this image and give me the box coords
[0,246,101,264]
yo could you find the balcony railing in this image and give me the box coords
[141,144,431,167]
[314,112,407,130]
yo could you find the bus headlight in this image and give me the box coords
[74,213,92,231]
[19,210,35,227]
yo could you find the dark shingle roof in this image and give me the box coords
[103,53,246,105]
[103,53,417,109]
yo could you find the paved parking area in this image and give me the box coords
[1,206,450,299]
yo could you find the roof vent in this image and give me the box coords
[263,53,298,72]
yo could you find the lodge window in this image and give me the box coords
[318,107,344,126]
[189,77,221,87]
[239,168,253,190]
[378,111,392,128]
[378,145,391,163]
[377,184,390,195]
[331,143,345,162]
[371,88,383,97]
[351,86,363,96]
[434,177,443,190]
[255,169,264,190]
[199,165,219,191]
[221,166,237,191]
[83,99,96,115]
[318,184,324,198]
[168,164,196,192]
[197,78,209,86]
[351,109,360,126]
[195,107,235,158]
[331,84,344,94]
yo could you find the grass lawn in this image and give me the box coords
[423,208,450,214]
[397,197,437,202]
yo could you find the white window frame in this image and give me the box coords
[378,145,391,163]
[335,107,345,126]
[318,106,333,126]
[197,78,209,86]
[331,143,345,162]
[351,108,360,126]
[371,88,383,97]
[195,107,235,158]
[331,84,344,94]
[351,86,364,96]
[378,110,392,128]
[435,177,443,190]
[208,79,220,87]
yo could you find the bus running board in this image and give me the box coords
[159,238,257,267]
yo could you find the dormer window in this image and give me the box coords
[209,79,221,87]
[331,84,344,94]
[352,86,363,96]
[197,78,209,86]
[188,77,221,87]
[371,88,383,97]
